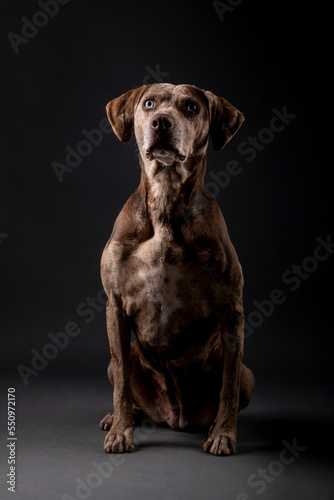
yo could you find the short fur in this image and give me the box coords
[100,83,254,456]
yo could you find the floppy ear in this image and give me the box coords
[106,85,149,142]
[205,91,244,151]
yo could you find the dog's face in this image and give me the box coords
[134,83,211,167]
[106,83,244,183]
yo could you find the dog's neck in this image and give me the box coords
[138,154,207,228]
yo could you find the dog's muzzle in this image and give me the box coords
[145,113,186,162]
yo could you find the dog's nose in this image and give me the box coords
[150,114,174,131]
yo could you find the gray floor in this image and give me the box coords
[1,375,333,500]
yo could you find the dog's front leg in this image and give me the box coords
[203,306,244,456]
[104,298,135,453]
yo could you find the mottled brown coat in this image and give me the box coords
[100,83,254,456]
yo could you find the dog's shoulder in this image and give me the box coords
[107,188,150,243]
[101,187,150,267]
[181,191,243,287]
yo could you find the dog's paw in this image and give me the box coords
[104,427,136,453]
[100,412,114,431]
[203,429,236,456]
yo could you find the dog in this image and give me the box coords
[99,83,255,456]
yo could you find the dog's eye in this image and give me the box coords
[186,102,197,113]
[144,99,154,109]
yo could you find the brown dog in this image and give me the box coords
[99,83,255,456]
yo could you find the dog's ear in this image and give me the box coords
[205,91,244,151]
[106,85,149,142]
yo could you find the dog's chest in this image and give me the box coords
[121,227,214,346]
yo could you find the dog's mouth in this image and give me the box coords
[145,141,186,163]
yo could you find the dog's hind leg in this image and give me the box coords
[100,405,146,431]
[238,361,255,411]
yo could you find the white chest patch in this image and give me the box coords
[135,262,182,326]
[124,227,183,323]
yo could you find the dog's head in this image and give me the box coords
[106,83,244,180]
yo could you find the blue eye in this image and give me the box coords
[187,102,197,112]
[144,99,154,109]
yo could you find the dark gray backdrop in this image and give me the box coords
[1,1,333,499]
[1,0,332,381]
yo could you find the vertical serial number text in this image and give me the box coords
[7,388,16,493]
